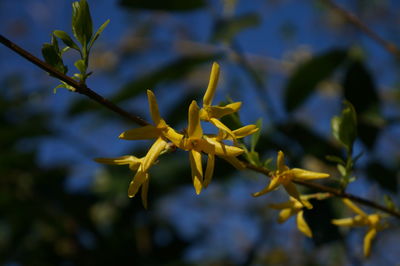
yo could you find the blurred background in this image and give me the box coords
[1,0,400,265]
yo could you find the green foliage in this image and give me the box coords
[284,50,347,112]
[120,0,205,11]
[72,0,93,48]
[53,30,80,51]
[331,101,357,152]
[41,38,68,75]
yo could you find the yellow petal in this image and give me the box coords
[277,151,286,172]
[297,211,312,238]
[219,155,246,170]
[232,124,258,139]
[252,177,281,197]
[201,138,243,157]
[189,150,203,194]
[331,216,366,227]
[290,168,330,180]
[188,101,203,139]
[364,228,377,257]
[205,102,242,119]
[94,155,142,171]
[142,137,167,171]
[204,153,215,188]
[210,118,236,140]
[269,201,295,210]
[283,182,303,206]
[128,170,148,198]
[163,126,185,148]
[119,125,160,140]
[141,179,149,209]
[147,90,162,125]
[277,208,296,223]
[342,199,368,217]
[203,62,220,106]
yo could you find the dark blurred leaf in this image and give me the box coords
[357,120,380,149]
[305,199,342,245]
[366,162,397,192]
[284,50,347,112]
[213,13,261,43]
[343,61,379,114]
[331,101,357,151]
[120,0,205,11]
[69,54,219,115]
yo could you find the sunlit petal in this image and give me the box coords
[232,124,258,139]
[331,216,366,227]
[163,126,185,148]
[210,118,236,140]
[188,101,203,139]
[203,62,220,106]
[94,155,142,171]
[342,199,368,217]
[297,211,312,238]
[277,151,286,172]
[283,182,302,204]
[202,138,243,157]
[291,168,330,180]
[142,137,167,171]
[363,228,377,257]
[204,153,215,187]
[119,125,160,140]
[147,90,162,125]
[252,177,281,197]
[128,169,147,198]
[206,102,242,119]
[277,208,295,223]
[189,150,203,194]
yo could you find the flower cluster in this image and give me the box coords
[96,62,258,208]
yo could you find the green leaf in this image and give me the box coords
[331,101,357,151]
[53,30,80,51]
[72,0,93,47]
[41,43,67,74]
[89,19,110,50]
[250,118,262,152]
[325,155,345,165]
[119,0,205,11]
[284,50,347,112]
[53,83,65,94]
[74,59,86,74]
[212,13,261,43]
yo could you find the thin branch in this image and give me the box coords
[321,0,400,57]
[0,34,148,126]
[1,33,399,220]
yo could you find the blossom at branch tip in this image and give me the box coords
[94,138,167,209]
[252,151,329,208]
[331,199,388,257]
[269,196,314,238]
[199,62,242,140]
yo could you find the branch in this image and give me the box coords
[0,34,148,127]
[321,0,400,57]
[1,34,399,220]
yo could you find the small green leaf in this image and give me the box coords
[250,118,262,152]
[325,155,345,165]
[285,50,348,112]
[41,43,67,74]
[53,30,80,50]
[53,84,65,94]
[331,101,357,151]
[74,59,86,74]
[72,0,93,47]
[337,164,346,177]
[89,19,110,50]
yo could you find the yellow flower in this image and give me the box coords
[94,139,166,209]
[269,196,313,237]
[252,151,329,207]
[199,62,242,139]
[179,100,244,192]
[332,199,388,257]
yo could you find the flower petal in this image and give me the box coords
[141,179,149,209]
[364,228,377,257]
[342,199,368,217]
[119,125,160,140]
[210,118,236,140]
[147,90,162,125]
[277,151,286,172]
[331,216,366,227]
[128,169,147,198]
[202,138,243,157]
[189,149,203,194]
[269,201,295,210]
[142,137,167,171]
[297,210,312,238]
[290,168,330,180]
[277,208,296,223]
[203,62,220,106]
[252,177,281,197]
[205,102,242,119]
[163,126,185,148]
[188,101,203,139]
[94,155,142,171]
[232,124,258,139]
[204,153,215,188]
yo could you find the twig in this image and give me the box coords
[321,0,400,57]
[0,34,148,126]
[1,33,399,220]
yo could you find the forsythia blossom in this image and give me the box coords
[95,62,258,207]
[331,199,388,257]
[252,151,329,207]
